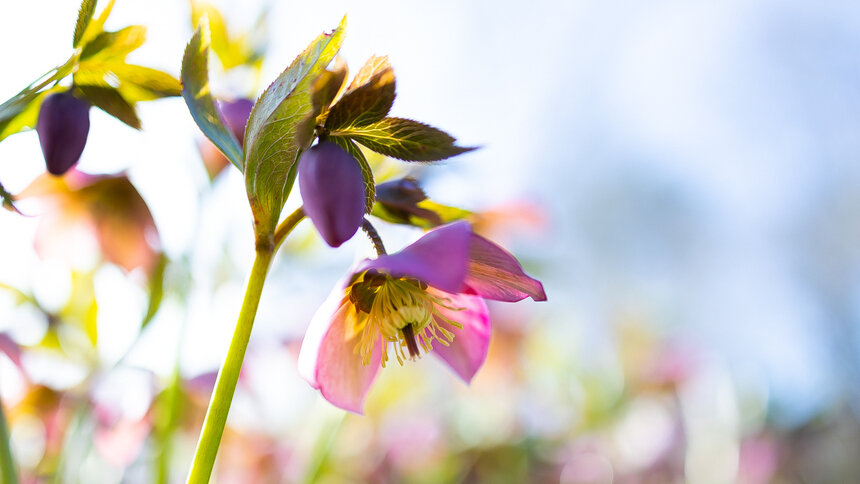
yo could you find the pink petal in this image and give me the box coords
[298,281,381,413]
[465,233,546,302]
[360,221,471,293]
[428,289,491,382]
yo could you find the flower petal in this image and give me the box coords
[361,221,471,293]
[465,233,546,302]
[298,280,381,413]
[429,289,491,382]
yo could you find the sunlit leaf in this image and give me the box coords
[243,16,346,238]
[0,86,64,142]
[77,85,141,129]
[0,56,77,141]
[77,0,115,48]
[73,0,97,47]
[181,19,244,171]
[311,59,348,119]
[331,117,476,161]
[80,26,146,62]
[113,64,181,99]
[348,55,389,91]
[325,56,395,130]
[330,136,375,213]
[75,63,181,101]
[190,1,267,70]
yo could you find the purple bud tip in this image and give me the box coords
[37,91,91,176]
[216,98,254,147]
[299,141,366,248]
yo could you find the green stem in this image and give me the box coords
[273,206,306,251]
[185,248,274,483]
[0,392,18,484]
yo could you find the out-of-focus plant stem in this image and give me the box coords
[185,247,274,483]
[0,392,18,484]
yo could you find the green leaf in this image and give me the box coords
[325,56,395,130]
[80,26,147,62]
[75,63,181,101]
[113,64,181,99]
[331,137,375,213]
[181,19,244,171]
[348,55,389,91]
[0,57,77,141]
[190,1,267,70]
[73,0,97,47]
[312,60,348,118]
[77,0,115,48]
[140,253,167,330]
[243,16,346,238]
[331,117,476,162]
[77,85,141,129]
[0,86,63,142]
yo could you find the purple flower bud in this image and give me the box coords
[299,141,366,248]
[216,98,254,147]
[37,91,91,176]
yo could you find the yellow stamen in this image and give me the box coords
[345,272,463,366]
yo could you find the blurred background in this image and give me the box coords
[1,0,859,482]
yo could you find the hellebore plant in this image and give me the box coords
[178,14,543,483]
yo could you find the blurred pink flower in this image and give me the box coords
[18,169,160,274]
[298,221,545,413]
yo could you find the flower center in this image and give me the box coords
[347,271,463,366]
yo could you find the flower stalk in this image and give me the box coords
[186,247,274,483]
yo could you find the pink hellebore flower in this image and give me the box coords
[298,221,546,413]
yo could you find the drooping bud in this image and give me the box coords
[299,141,366,247]
[216,98,254,147]
[37,91,91,175]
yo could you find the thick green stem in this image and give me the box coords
[0,392,18,484]
[186,248,274,483]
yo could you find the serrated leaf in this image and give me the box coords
[331,136,375,213]
[77,0,115,48]
[77,85,141,129]
[181,20,244,171]
[73,0,97,47]
[80,26,146,62]
[325,61,395,130]
[243,16,346,238]
[348,55,389,91]
[331,117,476,162]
